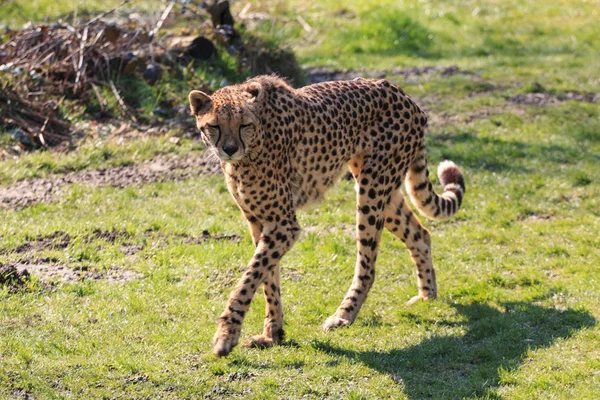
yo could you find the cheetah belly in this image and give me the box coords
[289,156,351,209]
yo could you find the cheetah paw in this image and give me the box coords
[245,335,277,349]
[322,316,352,332]
[406,291,437,306]
[212,330,239,357]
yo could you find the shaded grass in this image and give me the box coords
[312,302,595,399]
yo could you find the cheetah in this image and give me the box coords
[189,75,465,357]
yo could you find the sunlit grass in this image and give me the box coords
[1,0,599,398]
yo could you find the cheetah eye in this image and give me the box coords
[203,124,220,136]
[202,124,219,138]
[240,124,253,130]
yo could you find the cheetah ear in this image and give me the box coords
[245,82,263,104]
[189,90,212,116]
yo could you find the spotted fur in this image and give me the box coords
[189,75,465,357]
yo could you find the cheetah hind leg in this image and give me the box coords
[384,190,437,305]
[322,159,386,331]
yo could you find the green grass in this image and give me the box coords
[0,0,162,28]
[247,0,598,90]
[1,0,600,398]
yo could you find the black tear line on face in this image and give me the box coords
[238,124,252,153]
[211,125,222,148]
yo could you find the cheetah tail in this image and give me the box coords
[405,151,465,220]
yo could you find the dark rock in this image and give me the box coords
[187,36,217,60]
[0,263,30,287]
[142,63,162,85]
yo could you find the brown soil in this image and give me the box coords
[120,243,145,256]
[87,228,131,243]
[304,223,355,237]
[519,213,555,222]
[11,231,71,254]
[182,230,241,244]
[1,229,134,256]
[428,104,529,128]
[305,66,598,109]
[1,229,240,256]
[1,260,140,288]
[8,262,142,284]
[0,228,241,284]
[507,91,598,106]
[305,65,475,84]
[0,263,30,288]
[0,151,222,210]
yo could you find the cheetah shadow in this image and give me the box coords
[312,302,595,399]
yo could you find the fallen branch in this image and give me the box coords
[150,1,177,40]
[0,90,71,148]
[85,0,131,26]
[75,26,89,90]
[90,82,107,111]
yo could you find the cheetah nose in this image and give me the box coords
[223,144,238,156]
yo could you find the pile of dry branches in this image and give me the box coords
[0,17,160,149]
[1,18,160,92]
[0,1,303,151]
[0,88,71,147]
[0,1,213,150]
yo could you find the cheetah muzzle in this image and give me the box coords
[189,75,465,357]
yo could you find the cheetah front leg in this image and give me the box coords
[242,215,286,349]
[245,261,284,349]
[323,165,387,331]
[213,218,300,357]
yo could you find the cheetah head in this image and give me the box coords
[189,82,263,163]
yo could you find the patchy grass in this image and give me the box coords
[0,134,207,186]
[1,0,600,399]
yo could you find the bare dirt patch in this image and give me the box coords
[10,231,71,254]
[2,260,138,290]
[507,91,598,106]
[182,230,241,244]
[120,243,145,256]
[9,262,142,284]
[518,212,555,222]
[0,228,241,284]
[282,268,305,282]
[0,151,221,210]
[1,228,240,257]
[428,104,529,128]
[305,65,475,84]
[0,263,31,289]
[87,228,131,243]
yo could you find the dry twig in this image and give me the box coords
[109,80,137,123]
[85,0,132,26]
[150,1,177,40]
